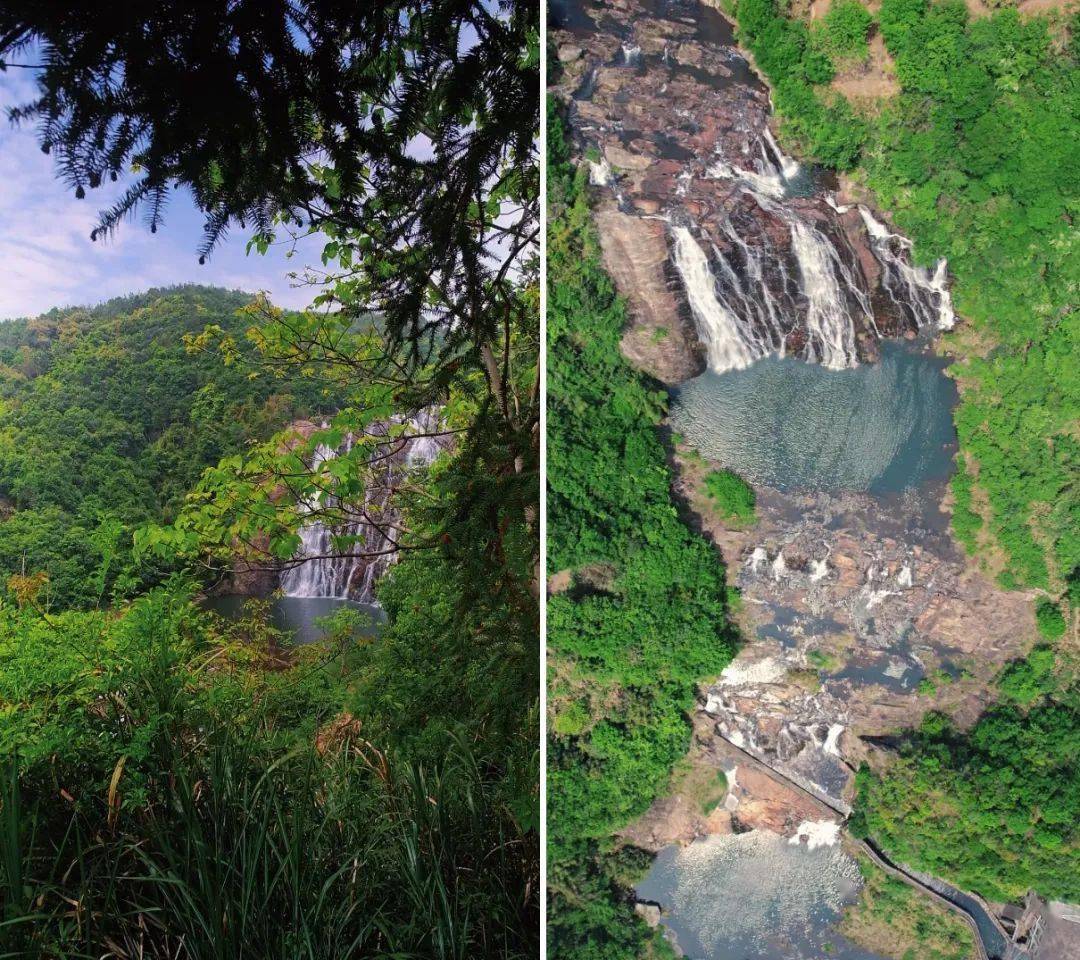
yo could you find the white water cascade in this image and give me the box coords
[858,207,955,331]
[279,411,443,602]
[672,200,874,374]
[666,125,954,375]
[788,219,862,370]
[708,126,801,200]
[588,156,612,186]
[671,225,765,373]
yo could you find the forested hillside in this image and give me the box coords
[546,102,737,959]
[852,675,1080,903]
[0,286,321,607]
[0,278,541,957]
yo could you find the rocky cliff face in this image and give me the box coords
[552,0,953,382]
[594,207,706,383]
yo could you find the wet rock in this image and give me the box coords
[554,0,952,376]
[693,482,1035,808]
[604,142,654,172]
[634,902,662,927]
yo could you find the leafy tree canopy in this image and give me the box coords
[1,0,541,605]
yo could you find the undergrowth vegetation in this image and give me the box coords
[839,852,975,960]
[0,573,538,959]
[546,101,736,959]
[702,468,757,524]
[815,0,874,64]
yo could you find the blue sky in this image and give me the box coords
[0,68,318,321]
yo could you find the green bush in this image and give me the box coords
[998,647,1056,705]
[1035,598,1067,640]
[949,460,982,553]
[853,686,1080,902]
[735,0,867,168]
[0,580,538,959]
[703,468,756,524]
[819,0,873,62]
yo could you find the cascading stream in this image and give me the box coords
[788,219,862,370]
[671,225,765,373]
[858,207,955,331]
[669,125,955,375]
[279,410,442,602]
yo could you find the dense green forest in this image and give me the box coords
[727,0,1080,908]
[0,286,322,608]
[851,665,1080,902]
[546,101,737,959]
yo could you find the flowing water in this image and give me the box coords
[671,126,953,376]
[280,410,443,602]
[661,50,959,497]
[206,411,442,643]
[554,0,1009,957]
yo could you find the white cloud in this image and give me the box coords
[0,71,316,320]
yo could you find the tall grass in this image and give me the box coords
[0,591,537,959]
[1,733,535,959]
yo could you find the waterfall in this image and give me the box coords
[580,106,956,376]
[672,207,866,373]
[671,131,953,374]
[621,43,641,65]
[671,225,765,373]
[588,156,612,186]
[761,127,802,184]
[859,207,955,330]
[403,407,443,468]
[788,220,862,370]
[279,411,443,602]
[708,156,790,200]
[708,127,801,200]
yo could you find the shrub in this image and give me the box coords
[553,701,590,736]
[820,0,873,62]
[999,647,1056,705]
[703,468,756,524]
[1035,598,1067,640]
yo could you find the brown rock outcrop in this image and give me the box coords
[594,207,706,384]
